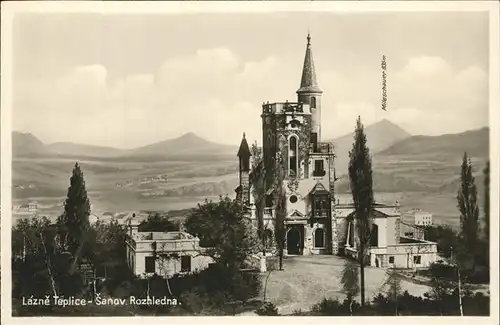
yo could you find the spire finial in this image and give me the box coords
[243,132,246,139]
[297,30,322,94]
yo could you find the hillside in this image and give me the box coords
[379,127,489,160]
[46,142,126,158]
[12,124,489,226]
[131,132,237,157]
[13,131,238,160]
[335,171,429,194]
[327,119,411,176]
[335,126,489,194]
[12,131,47,156]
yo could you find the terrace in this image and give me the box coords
[262,101,311,114]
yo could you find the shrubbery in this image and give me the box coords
[310,290,489,316]
[255,302,279,316]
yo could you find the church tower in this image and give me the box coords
[297,33,323,143]
[237,132,251,205]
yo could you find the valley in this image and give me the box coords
[12,122,489,230]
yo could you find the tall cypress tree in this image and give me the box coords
[274,153,287,271]
[483,160,489,242]
[348,116,374,307]
[456,152,480,272]
[58,162,91,258]
[483,160,490,270]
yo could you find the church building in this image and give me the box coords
[235,34,438,268]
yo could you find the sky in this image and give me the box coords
[12,11,489,148]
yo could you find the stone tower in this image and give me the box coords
[297,33,323,143]
[236,34,337,256]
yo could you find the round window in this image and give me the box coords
[289,195,298,203]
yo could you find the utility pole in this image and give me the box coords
[457,266,464,316]
[451,246,464,316]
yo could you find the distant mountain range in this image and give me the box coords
[13,119,409,161]
[13,120,489,171]
[326,119,412,175]
[379,127,489,159]
[335,126,489,194]
[13,131,237,160]
[12,121,489,225]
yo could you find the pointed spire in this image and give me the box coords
[237,132,251,158]
[297,33,322,94]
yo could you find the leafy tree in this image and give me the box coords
[87,220,128,277]
[483,161,489,268]
[340,261,360,315]
[382,268,402,315]
[348,116,374,306]
[456,152,480,273]
[184,196,260,270]
[57,162,91,266]
[12,217,60,297]
[138,213,179,232]
[423,225,459,258]
[250,142,267,251]
[425,260,471,315]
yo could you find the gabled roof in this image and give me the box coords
[309,182,329,195]
[287,209,306,219]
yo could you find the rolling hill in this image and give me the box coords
[379,127,489,159]
[130,132,237,157]
[12,132,46,155]
[12,123,489,226]
[13,131,238,160]
[327,119,411,176]
[335,126,488,194]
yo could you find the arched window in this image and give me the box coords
[289,136,298,177]
[314,228,325,248]
[310,97,316,109]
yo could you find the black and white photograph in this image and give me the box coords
[1,1,499,321]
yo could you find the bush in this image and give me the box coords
[292,309,306,316]
[255,302,279,316]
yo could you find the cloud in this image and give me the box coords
[320,55,488,138]
[14,50,488,148]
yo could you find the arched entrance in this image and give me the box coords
[286,227,301,255]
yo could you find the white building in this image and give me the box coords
[125,218,213,278]
[403,209,433,226]
[12,201,39,224]
[338,202,438,269]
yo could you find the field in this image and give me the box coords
[12,157,239,220]
[12,153,481,230]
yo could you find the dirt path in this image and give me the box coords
[261,255,430,315]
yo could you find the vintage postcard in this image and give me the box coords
[1,1,499,324]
